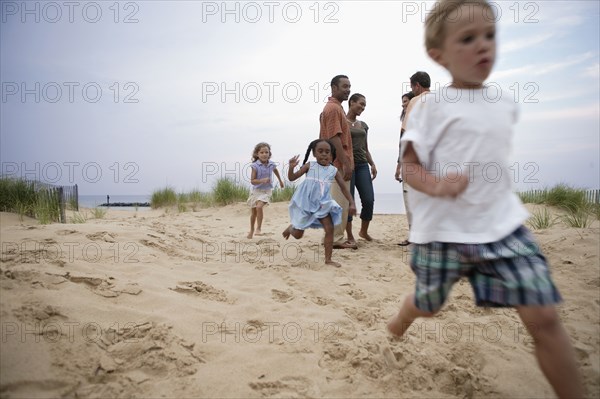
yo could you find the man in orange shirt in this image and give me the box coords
[320,75,356,249]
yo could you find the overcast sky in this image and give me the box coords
[1,0,598,196]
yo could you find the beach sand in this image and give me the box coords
[1,202,598,398]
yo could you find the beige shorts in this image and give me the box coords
[247,188,272,208]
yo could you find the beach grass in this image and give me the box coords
[212,178,250,205]
[149,178,296,210]
[271,185,296,202]
[150,187,178,209]
[0,178,62,223]
[90,207,107,219]
[70,211,88,224]
[527,207,556,230]
[519,185,597,228]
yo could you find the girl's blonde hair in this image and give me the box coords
[425,0,495,50]
[251,142,272,162]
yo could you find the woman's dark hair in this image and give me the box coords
[349,93,365,104]
[400,91,416,121]
[302,139,336,165]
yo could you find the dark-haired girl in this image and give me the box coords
[282,139,356,267]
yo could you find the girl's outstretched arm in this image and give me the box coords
[334,171,357,216]
[401,142,468,198]
[273,168,285,188]
[287,155,309,182]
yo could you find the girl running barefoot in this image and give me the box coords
[282,139,356,267]
[247,142,284,239]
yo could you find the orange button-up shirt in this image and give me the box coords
[319,97,353,173]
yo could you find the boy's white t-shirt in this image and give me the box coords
[400,87,529,244]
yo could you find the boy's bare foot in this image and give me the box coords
[358,231,373,241]
[282,225,292,240]
[325,260,341,268]
[386,313,405,337]
[255,230,264,236]
[247,231,254,239]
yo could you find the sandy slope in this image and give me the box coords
[0,203,598,398]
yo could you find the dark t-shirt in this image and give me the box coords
[350,121,369,164]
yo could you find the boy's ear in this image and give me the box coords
[428,48,445,66]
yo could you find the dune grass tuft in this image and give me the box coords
[0,178,62,223]
[151,187,178,209]
[212,178,250,206]
[271,185,296,202]
[150,178,298,210]
[519,184,597,228]
[527,207,556,230]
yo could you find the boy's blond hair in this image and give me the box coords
[425,0,495,50]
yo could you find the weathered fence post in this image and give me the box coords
[58,186,66,223]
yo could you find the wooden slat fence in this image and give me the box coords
[518,189,600,204]
[0,176,78,223]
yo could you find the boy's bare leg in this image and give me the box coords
[255,202,265,235]
[517,305,584,399]
[320,216,340,267]
[248,208,257,238]
[387,294,435,336]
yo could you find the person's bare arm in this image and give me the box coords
[329,134,351,180]
[273,168,284,188]
[365,139,377,180]
[287,155,310,182]
[402,143,468,197]
[250,167,269,186]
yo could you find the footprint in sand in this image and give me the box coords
[66,274,141,297]
[86,231,116,243]
[271,289,294,303]
[343,306,380,328]
[57,229,78,235]
[249,376,319,397]
[170,281,233,303]
[55,322,206,397]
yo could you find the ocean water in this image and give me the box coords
[355,192,406,215]
[79,195,151,211]
[78,191,407,214]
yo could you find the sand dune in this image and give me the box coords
[0,202,598,398]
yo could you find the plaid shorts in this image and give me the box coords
[410,225,562,313]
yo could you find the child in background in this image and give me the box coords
[282,139,356,268]
[387,1,583,397]
[247,142,284,239]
